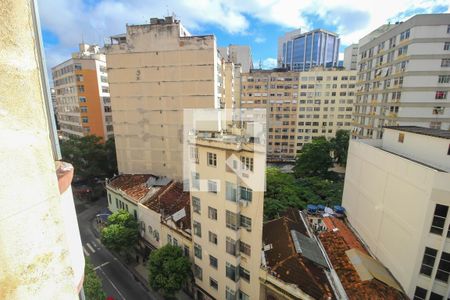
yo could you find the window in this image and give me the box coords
[429,292,443,300]
[190,147,199,163]
[208,207,217,220]
[192,196,201,214]
[430,204,449,235]
[191,172,200,189]
[101,87,109,93]
[173,238,178,247]
[438,75,450,83]
[226,182,237,202]
[413,286,427,300]
[441,58,450,67]
[226,286,236,300]
[240,215,252,231]
[207,152,217,167]
[193,221,201,237]
[167,234,172,244]
[398,133,404,143]
[194,243,202,259]
[194,264,202,280]
[239,186,252,202]
[82,117,88,123]
[209,231,218,245]
[239,291,250,300]
[433,106,444,115]
[240,156,253,171]
[78,85,85,93]
[448,144,450,156]
[210,278,218,290]
[79,97,87,102]
[226,237,238,256]
[444,42,450,51]
[74,63,82,70]
[208,180,217,193]
[183,245,189,257]
[435,91,447,99]
[76,74,84,81]
[420,247,437,276]
[226,211,239,230]
[209,255,218,269]
[400,29,410,41]
[239,266,250,282]
[436,251,450,283]
[226,263,238,281]
[240,241,251,256]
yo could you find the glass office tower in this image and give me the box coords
[279,29,340,71]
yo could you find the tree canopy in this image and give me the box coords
[101,210,138,255]
[60,135,117,182]
[147,244,192,298]
[330,130,350,166]
[84,260,106,300]
[294,137,333,178]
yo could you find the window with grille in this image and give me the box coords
[225,263,238,282]
[240,215,252,231]
[430,204,449,235]
[207,152,217,167]
[208,207,217,220]
[240,186,252,202]
[226,211,239,230]
[209,255,218,269]
[209,231,217,245]
[193,221,201,237]
[208,180,217,193]
[194,243,202,259]
[239,266,250,282]
[435,251,450,283]
[419,247,437,276]
[226,237,238,256]
[240,156,254,171]
[192,196,201,214]
[240,241,251,256]
[210,277,218,290]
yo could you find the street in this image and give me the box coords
[75,197,154,300]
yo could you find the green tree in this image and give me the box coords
[101,210,138,256]
[60,135,117,182]
[84,260,106,300]
[330,130,350,166]
[264,167,305,220]
[297,176,343,207]
[294,137,333,178]
[147,244,192,298]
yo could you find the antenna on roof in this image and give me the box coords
[259,59,262,69]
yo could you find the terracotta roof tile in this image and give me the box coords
[108,174,154,202]
[263,214,335,300]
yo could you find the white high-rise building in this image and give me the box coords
[343,43,358,70]
[343,126,450,299]
[353,14,450,139]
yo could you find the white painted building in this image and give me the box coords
[343,44,358,70]
[343,126,450,299]
[353,14,450,139]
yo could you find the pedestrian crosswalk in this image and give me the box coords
[83,240,101,256]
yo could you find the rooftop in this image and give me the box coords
[384,126,450,140]
[144,182,191,231]
[107,174,170,203]
[319,217,406,299]
[262,208,335,300]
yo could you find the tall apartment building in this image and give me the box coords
[106,17,238,179]
[52,43,112,140]
[353,14,450,139]
[187,130,265,300]
[218,45,253,73]
[342,126,450,299]
[343,43,359,70]
[241,68,357,161]
[278,29,340,71]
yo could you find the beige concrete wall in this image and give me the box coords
[241,69,356,160]
[342,139,450,297]
[189,138,264,299]
[0,1,83,298]
[106,21,222,179]
[137,204,162,249]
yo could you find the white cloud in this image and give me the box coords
[261,58,277,69]
[38,0,449,72]
[254,36,266,43]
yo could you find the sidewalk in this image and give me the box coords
[92,215,192,300]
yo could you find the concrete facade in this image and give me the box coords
[187,133,265,300]
[353,14,450,139]
[343,44,358,70]
[1,0,84,298]
[52,44,112,140]
[218,45,253,73]
[106,17,238,179]
[241,68,357,161]
[342,127,450,299]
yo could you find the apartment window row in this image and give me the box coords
[430,204,449,236]
[226,211,252,232]
[167,234,179,247]
[225,182,253,202]
[438,75,450,83]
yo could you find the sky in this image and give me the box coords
[38,0,449,72]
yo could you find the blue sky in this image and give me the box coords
[38,0,449,71]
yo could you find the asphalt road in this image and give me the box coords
[75,197,155,300]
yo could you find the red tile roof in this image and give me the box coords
[108,174,154,203]
[263,210,335,300]
[319,219,407,300]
